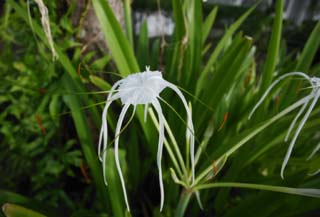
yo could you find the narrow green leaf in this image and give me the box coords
[172,0,186,41]
[2,203,46,217]
[89,75,111,90]
[105,150,127,217]
[0,190,61,217]
[184,0,203,86]
[92,0,139,76]
[259,0,283,93]
[196,4,256,96]
[202,7,218,45]
[136,19,149,68]
[295,19,320,73]
[123,0,134,47]
[168,0,187,79]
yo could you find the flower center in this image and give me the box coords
[118,71,166,105]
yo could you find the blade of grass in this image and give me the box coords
[137,19,149,69]
[2,203,46,217]
[92,0,139,76]
[167,0,187,80]
[282,20,320,106]
[259,0,283,94]
[184,0,202,86]
[0,190,61,217]
[295,19,320,73]
[123,0,133,48]
[202,7,218,45]
[196,4,256,96]
[105,150,127,217]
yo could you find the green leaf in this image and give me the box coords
[89,75,111,91]
[184,0,203,86]
[259,0,283,94]
[92,0,139,76]
[0,190,61,217]
[295,19,320,73]
[202,7,218,45]
[196,4,256,96]
[136,19,149,68]
[123,0,134,47]
[2,203,46,217]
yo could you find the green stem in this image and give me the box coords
[194,182,320,198]
[149,108,184,178]
[174,191,192,217]
[163,116,188,175]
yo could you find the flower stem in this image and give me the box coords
[174,190,192,217]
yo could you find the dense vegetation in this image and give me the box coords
[1,0,320,216]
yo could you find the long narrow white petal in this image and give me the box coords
[114,103,131,211]
[99,81,122,186]
[249,72,311,120]
[100,93,121,186]
[281,90,320,179]
[164,81,195,184]
[98,80,122,160]
[152,99,165,211]
[308,169,320,176]
[285,98,310,142]
[307,142,320,160]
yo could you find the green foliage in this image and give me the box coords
[1,0,320,216]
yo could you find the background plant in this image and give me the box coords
[1,0,320,216]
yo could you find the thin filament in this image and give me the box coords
[285,97,310,142]
[307,142,320,161]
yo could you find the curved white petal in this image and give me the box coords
[308,169,320,176]
[152,99,165,211]
[164,81,195,184]
[307,142,320,161]
[114,103,131,211]
[281,89,320,179]
[285,97,310,142]
[249,72,311,120]
[98,81,122,186]
[100,93,121,186]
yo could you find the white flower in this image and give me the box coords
[249,72,320,179]
[98,66,195,211]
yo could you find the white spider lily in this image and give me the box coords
[249,72,320,179]
[98,66,195,211]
